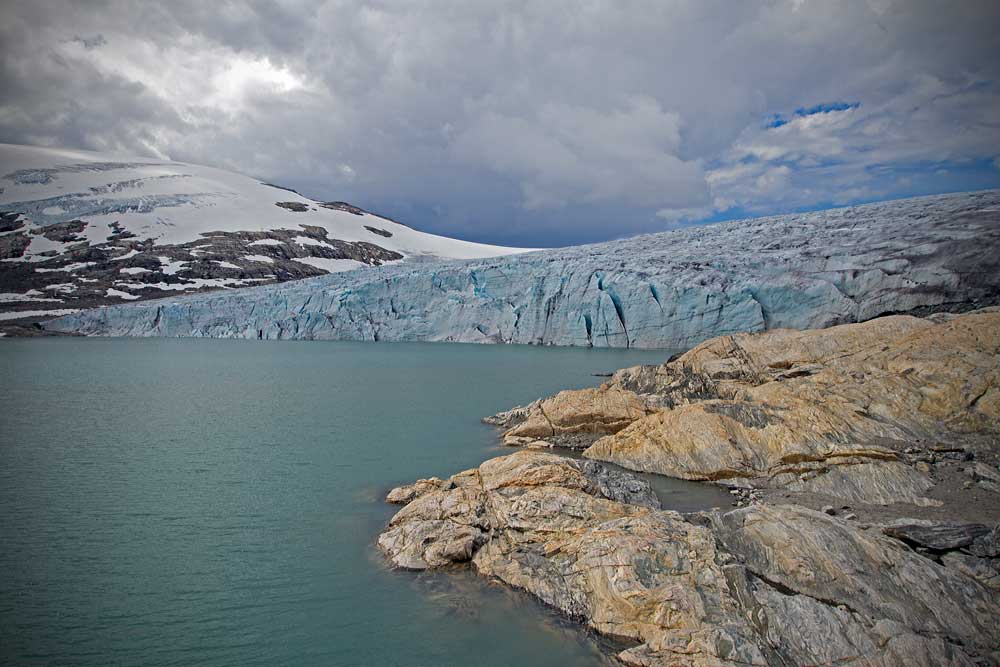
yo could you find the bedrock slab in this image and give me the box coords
[380,308,1000,664]
[491,311,1000,507]
[378,451,999,666]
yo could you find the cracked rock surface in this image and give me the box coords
[492,310,1000,512]
[382,311,1000,665]
[379,451,999,666]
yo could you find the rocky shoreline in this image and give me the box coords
[377,309,1000,665]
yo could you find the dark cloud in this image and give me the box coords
[1,0,999,246]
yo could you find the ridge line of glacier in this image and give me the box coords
[49,189,1000,348]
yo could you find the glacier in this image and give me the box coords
[49,190,1000,349]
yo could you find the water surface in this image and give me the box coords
[0,337,724,666]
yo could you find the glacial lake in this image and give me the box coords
[0,337,732,666]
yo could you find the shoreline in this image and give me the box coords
[377,308,1000,665]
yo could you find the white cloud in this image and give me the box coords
[209,56,306,111]
[451,97,707,210]
[699,77,1000,215]
[0,0,998,246]
[655,205,716,227]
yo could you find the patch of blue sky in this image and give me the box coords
[794,101,860,116]
[764,101,860,129]
[764,114,788,129]
[688,158,1000,231]
[865,158,1000,196]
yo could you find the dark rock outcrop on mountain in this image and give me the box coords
[0,142,519,331]
[275,201,311,212]
[0,217,403,327]
[320,201,365,215]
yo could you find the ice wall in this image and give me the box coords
[49,190,1000,348]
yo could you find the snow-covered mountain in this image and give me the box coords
[0,143,526,327]
[48,190,1000,348]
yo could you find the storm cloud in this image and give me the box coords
[1,0,998,246]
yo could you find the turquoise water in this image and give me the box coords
[0,338,724,666]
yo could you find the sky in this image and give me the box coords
[1,1,999,248]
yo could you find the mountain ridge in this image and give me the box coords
[0,143,527,329]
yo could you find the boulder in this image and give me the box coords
[882,519,991,551]
[708,504,999,657]
[502,386,650,448]
[385,476,453,504]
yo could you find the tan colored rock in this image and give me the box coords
[610,314,933,402]
[385,476,453,504]
[580,312,1000,505]
[379,484,489,569]
[502,385,651,447]
[585,400,901,480]
[385,311,1000,664]
[473,505,765,667]
[380,451,766,665]
[378,451,660,571]
[379,451,998,665]
[671,314,934,388]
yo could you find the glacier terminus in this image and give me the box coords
[49,190,1000,349]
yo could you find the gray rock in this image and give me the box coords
[579,459,660,509]
[481,401,537,428]
[385,477,453,504]
[710,505,999,661]
[942,551,1000,591]
[973,463,1000,483]
[968,526,1000,558]
[882,519,991,551]
[980,480,1000,493]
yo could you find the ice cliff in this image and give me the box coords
[49,190,1000,348]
